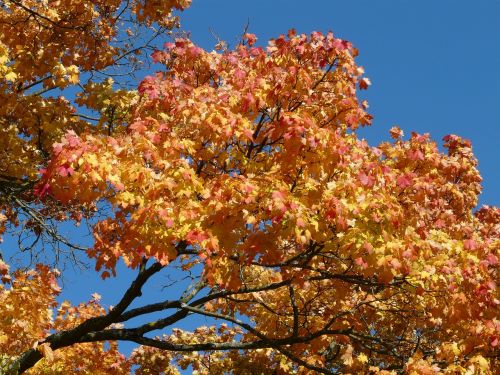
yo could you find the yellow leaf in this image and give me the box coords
[38,343,54,362]
[357,353,369,364]
[451,342,461,356]
[4,71,17,81]
[246,215,256,225]
[341,344,354,366]
[470,355,489,370]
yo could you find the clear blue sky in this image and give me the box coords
[6,0,499,366]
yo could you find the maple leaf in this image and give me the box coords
[357,353,369,364]
[341,345,354,366]
[397,174,413,188]
[243,33,258,46]
[389,126,404,139]
[463,238,477,250]
[37,343,54,362]
[4,71,17,81]
[358,172,375,187]
[359,77,371,90]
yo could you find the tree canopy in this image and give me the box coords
[0,1,498,374]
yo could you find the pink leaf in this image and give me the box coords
[486,253,498,265]
[272,191,285,201]
[390,258,402,269]
[408,149,425,161]
[397,174,412,189]
[296,218,305,228]
[463,239,477,250]
[358,172,375,187]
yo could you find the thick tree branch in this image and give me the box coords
[77,326,353,352]
[117,278,290,322]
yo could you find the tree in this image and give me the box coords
[0,1,498,374]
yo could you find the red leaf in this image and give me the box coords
[463,239,477,250]
[389,126,404,139]
[34,183,51,198]
[359,77,371,90]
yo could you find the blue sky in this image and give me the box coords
[5,0,499,366]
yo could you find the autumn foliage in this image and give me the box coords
[0,1,498,374]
